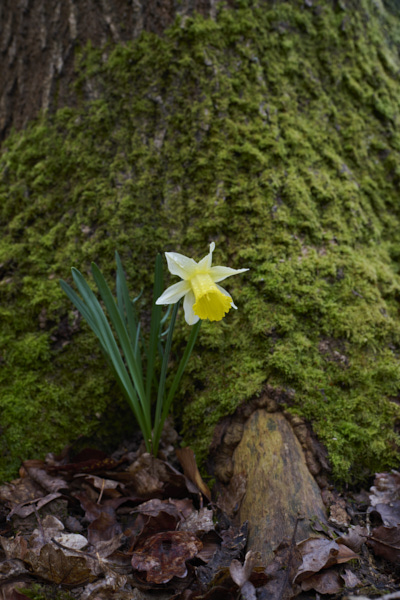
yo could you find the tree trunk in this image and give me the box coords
[0,0,399,495]
[0,0,220,141]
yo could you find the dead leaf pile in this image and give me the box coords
[0,446,252,599]
[1,443,400,599]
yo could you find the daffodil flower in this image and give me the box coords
[156,243,249,325]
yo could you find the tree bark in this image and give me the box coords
[0,0,221,142]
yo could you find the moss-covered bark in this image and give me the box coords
[1,0,400,482]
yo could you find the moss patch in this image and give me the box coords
[1,0,400,482]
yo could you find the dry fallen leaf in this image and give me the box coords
[133,497,186,519]
[0,536,28,561]
[229,551,259,588]
[74,493,121,544]
[337,525,368,553]
[131,530,202,584]
[22,462,67,494]
[370,502,400,528]
[178,507,214,534]
[176,447,212,501]
[25,543,96,585]
[369,471,400,507]
[294,537,358,584]
[367,471,400,565]
[196,523,249,590]
[368,525,400,565]
[300,568,343,594]
[341,568,362,589]
[229,551,259,600]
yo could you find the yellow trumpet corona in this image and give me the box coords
[156,242,248,325]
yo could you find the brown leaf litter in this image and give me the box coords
[0,440,399,599]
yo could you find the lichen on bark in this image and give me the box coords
[1,0,400,482]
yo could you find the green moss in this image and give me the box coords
[1,0,400,482]
[19,584,75,600]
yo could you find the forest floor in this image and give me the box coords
[0,428,399,600]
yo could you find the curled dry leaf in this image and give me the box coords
[75,474,125,497]
[175,447,211,501]
[79,570,129,600]
[368,525,400,565]
[337,525,368,553]
[133,497,188,519]
[229,551,259,588]
[127,454,170,496]
[8,493,62,519]
[178,507,214,534]
[0,558,29,580]
[74,492,121,544]
[370,502,400,528]
[22,463,67,494]
[341,568,362,589]
[369,471,400,507]
[294,537,358,584]
[196,523,249,590]
[368,472,400,527]
[0,478,40,504]
[367,470,400,565]
[1,535,28,561]
[131,531,202,584]
[300,568,343,594]
[25,543,97,585]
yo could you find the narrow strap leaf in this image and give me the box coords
[145,254,163,404]
[90,262,149,430]
[60,278,103,342]
[162,319,201,425]
[61,269,151,445]
[152,301,180,454]
[115,251,139,349]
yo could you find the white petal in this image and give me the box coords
[156,280,191,305]
[183,290,200,325]
[197,242,216,271]
[216,284,237,309]
[165,252,198,280]
[210,266,249,283]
